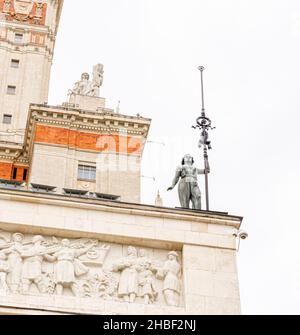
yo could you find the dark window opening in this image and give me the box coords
[11,59,20,68]
[12,168,17,180]
[3,114,12,124]
[22,169,28,181]
[7,85,16,95]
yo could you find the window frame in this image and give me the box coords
[7,85,16,95]
[14,33,24,44]
[11,59,20,68]
[3,114,12,124]
[77,164,96,182]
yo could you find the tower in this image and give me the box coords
[0,0,63,140]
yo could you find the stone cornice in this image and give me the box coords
[29,104,151,137]
[0,188,243,229]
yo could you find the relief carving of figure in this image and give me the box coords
[138,264,158,304]
[35,2,43,18]
[113,246,139,303]
[0,251,9,295]
[1,233,24,293]
[46,239,97,296]
[157,251,181,307]
[137,249,158,305]
[20,235,53,294]
[167,154,210,210]
[3,0,11,12]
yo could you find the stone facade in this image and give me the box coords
[0,0,63,139]
[0,1,244,315]
[0,188,242,315]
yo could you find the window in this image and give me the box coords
[78,165,96,181]
[3,114,12,124]
[11,59,20,68]
[7,85,16,95]
[12,168,17,180]
[15,33,23,44]
[22,169,28,181]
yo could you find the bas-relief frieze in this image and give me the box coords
[0,230,183,307]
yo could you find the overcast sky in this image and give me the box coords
[49,0,300,314]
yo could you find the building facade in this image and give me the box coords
[0,1,243,315]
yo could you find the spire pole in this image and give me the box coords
[193,66,215,211]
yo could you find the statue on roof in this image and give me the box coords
[69,64,104,98]
[167,154,210,210]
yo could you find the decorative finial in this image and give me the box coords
[192,66,215,211]
[155,191,163,207]
[116,100,120,114]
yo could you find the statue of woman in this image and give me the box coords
[167,154,210,210]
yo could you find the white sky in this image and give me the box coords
[49,0,300,315]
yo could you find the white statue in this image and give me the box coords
[113,246,139,303]
[1,232,25,293]
[0,252,9,295]
[46,239,97,296]
[69,64,104,98]
[92,64,104,97]
[157,251,181,307]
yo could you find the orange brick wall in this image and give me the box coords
[0,162,12,180]
[34,125,143,155]
[0,163,29,182]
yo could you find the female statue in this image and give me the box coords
[167,154,210,210]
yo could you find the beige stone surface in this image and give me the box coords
[68,95,106,111]
[0,189,242,315]
[0,0,63,135]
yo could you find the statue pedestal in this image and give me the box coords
[69,94,106,112]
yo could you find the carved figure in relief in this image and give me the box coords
[157,251,181,307]
[137,249,158,304]
[112,246,139,303]
[1,233,24,293]
[35,2,43,18]
[46,239,97,296]
[138,261,158,304]
[3,0,11,12]
[20,235,53,294]
[0,252,9,295]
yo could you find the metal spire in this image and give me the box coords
[192,66,215,211]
